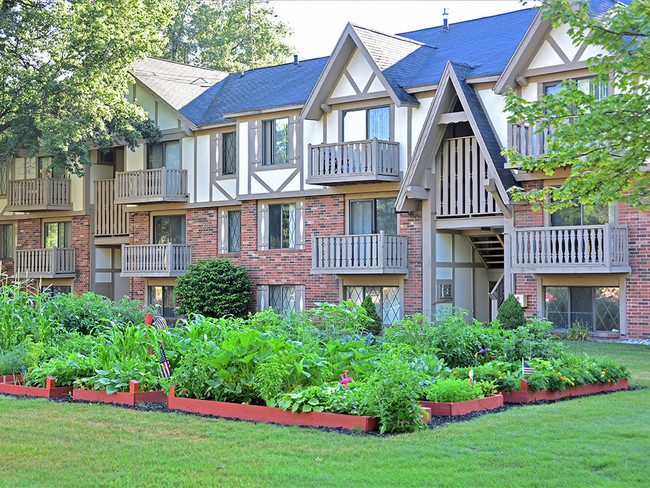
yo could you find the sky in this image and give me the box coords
[269,1,540,61]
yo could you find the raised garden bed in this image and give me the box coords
[0,373,23,384]
[502,378,629,404]
[0,376,72,398]
[72,380,167,406]
[419,394,504,417]
[167,386,431,431]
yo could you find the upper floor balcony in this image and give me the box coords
[114,168,188,205]
[14,247,76,279]
[120,243,192,277]
[510,224,630,274]
[6,178,72,212]
[94,179,129,238]
[507,122,549,158]
[307,139,400,185]
[311,232,408,274]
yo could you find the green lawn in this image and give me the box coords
[1,342,648,488]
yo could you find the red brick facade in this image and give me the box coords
[400,209,422,315]
[186,208,218,260]
[71,216,91,294]
[128,211,149,303]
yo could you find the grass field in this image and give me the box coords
[1,342,648,488]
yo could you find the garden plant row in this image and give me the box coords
[0,285,630,433]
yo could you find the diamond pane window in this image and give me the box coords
[544,286,619,332]
[269,285,295,314]
[595,287,620,331]
[345,285,400,326]
[228,210,241,252]
[223,132,236,175]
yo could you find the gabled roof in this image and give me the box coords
[132,58,228,113]
[180,57,328,126]
[396,61,513,212]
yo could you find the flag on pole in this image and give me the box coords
[160,345,172,379]
[522,358,533,376]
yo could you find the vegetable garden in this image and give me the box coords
[0,284,630,434]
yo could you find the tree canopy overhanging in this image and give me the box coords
[0,0,175,174]
[504,0,650,211]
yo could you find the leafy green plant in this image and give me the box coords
[277,386,326,413]
[565,320,591,341]
[309,301,370,338]
[360,296,382,336]
[497,294,526,330]
[174,258,252,318]
[424,378,480,403]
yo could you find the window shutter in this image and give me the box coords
[295,200,306,250]
[258,202,269,250]
[257,285,269,311]
[295,285,306,312]
[212,133,221,179]
[248,120,262,165]
[288,115,302,163]
[218,209,228,254]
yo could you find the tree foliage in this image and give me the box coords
[497,294,526,330]
[174,258,253,318]
[0,0,175,174]
[162,0,293,72]
[504,0,650,211]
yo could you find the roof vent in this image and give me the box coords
[443,8,449,30]
[294,54,299,66]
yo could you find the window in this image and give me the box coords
[544,77,609,100]
[545,286,620,332]
[345,286,401,326]
[0,163,7,196]
[153,215,186,244]
[44,222,71,248]
[222,132,237,175]
[228,210,241,252]
[269,203,295,249]
[38,156,66,179]
[262,118,288,165]
[42,285,71,297]
[349,198,397,235]
[0,224,12,258]
[343,106,390,142]
[147,141,181,169]
[149,286,180,318]
[269,285,296,314]
[550,203,613,227]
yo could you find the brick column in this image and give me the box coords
[400,209,423,316]
[72,215,91,294]
[128,211,149,302]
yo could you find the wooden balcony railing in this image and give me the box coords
[15,248,76,279]
[114,168,188,204]
[508,122,553,158]
[311,232,408,274]
[94,179,129,237]
[307,139,400,185]
[511,224,630,273]
[6,178,72,211]
[120,243,192,277]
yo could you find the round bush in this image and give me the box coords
[497,294,526,330]
[174,258,252,318]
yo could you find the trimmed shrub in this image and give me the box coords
[174,258,252,318]
[497,294,526,330]
[360,295,383,335]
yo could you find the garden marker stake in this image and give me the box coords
[339,370,353,388]
[468,370,474,389]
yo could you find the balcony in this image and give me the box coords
[307,139,400,185]
[14,248,76,279]
[120,243,192,277]
[114,168,188,204]
[511,224,630,274]
[311,232,408,274]
[94,179,129,238]
[507,122,549,158]
[6,178,72,212]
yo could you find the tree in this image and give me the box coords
[162,0,293,72]
[174,258,253,318]
[504,0,650,211]
[497,294,526,330]
[0,0,175,175]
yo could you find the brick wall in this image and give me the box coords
[186,208,218,260]
[619,202,650,338]
[16,218,41,249]
[128,211,149,302]
[400,209,422,315]
[72,216,91,294]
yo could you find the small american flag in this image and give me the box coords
[522,358,533,376]
[160,345,172,379]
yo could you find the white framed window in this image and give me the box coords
[222,131,237,175]
[257,201,305,251]
[228,210,241,252]
[262,118,288,165]
[257,284,305,314]
[345,285,401,326]
[343,106,390,141]
[544,286,619,332]
[147,141,181,169]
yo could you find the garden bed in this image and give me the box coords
[502,379,629,404]
[0,376,72,398]
[72,380,167,406]
[0,373,23,384]
[167,386,431,431]
[419,394,504,416]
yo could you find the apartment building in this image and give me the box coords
[0,1,646,338]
